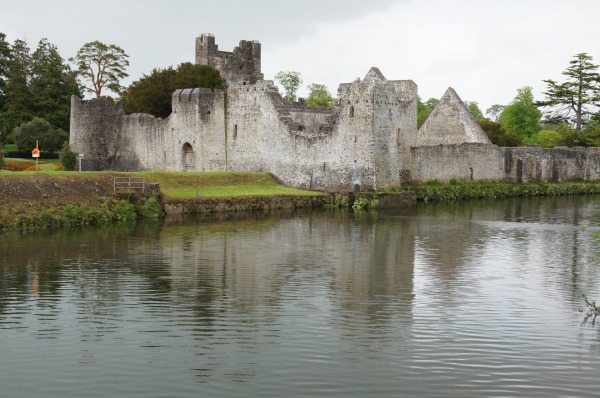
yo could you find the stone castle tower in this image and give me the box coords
[195,33,263,86]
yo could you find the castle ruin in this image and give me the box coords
[69,34,600,190]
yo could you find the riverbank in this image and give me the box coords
[3,171,600,231]
[404,179,600,202]
[0,172,329,230]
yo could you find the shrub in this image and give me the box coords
[536,129,564,148]
[59,142,78,171]
[136,197,163,218]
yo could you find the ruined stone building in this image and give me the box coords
[70,34,600,190]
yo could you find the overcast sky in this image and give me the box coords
[2,0,599,113]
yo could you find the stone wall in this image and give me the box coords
[502,146,600,183]
[70,97,124,170]
[407,143,600,183]
[409,143,503,182]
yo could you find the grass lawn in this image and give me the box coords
[134,171,321,198]
[0,169,321,198]
[2,158,62,172]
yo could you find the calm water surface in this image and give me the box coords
[1,196,600,397]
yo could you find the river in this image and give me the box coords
[1,196,600,397]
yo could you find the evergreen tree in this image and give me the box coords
[0,33,11,112]
[539,53,600,130]
[71,41,129,98]
[30,38,80,131]
[3,39,33,141]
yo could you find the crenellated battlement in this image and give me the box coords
[195,33,263,86]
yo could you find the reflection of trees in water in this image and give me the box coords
[2,197,600,338]
[412,196,600,312]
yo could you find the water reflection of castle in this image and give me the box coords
[1,199,596,322]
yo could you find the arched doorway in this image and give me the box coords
[182,143,195,171]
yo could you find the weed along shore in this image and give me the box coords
[3,170,600,231]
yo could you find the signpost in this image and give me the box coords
[78,154,84,172]
[32,140,40,172]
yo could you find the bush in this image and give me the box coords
[13,117,68,152]
[136,197,163,218]
[0,145,4,169]
[479,119,523,147]
[59,142,78,171]
[536,129,564,148]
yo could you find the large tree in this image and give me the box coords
[121,62,225,118]
[502,86,542,140]
[3,39,33,141]
[538,53,600,130]
[71,41,129,98]
[13,117,68,152]
[0,33,11,110]
[30,38,80,131]
[274,71,302,103]
[306,83,335,109]
[0,33,11,144]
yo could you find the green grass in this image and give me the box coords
[134,171,321,198]
[402,180,600,202]
[2,157,61,172]
[0,170,321,197]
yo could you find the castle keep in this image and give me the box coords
[70,34,600,190]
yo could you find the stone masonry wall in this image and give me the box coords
[409,143,504,182]
[501,146,600,183]
[224,79,378,190]
[70,97,124,170]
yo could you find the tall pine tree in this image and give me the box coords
[3,39,33,141]
[30,38,80,131]
[539,53,600,130]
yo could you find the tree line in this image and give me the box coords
[419,53,600,147]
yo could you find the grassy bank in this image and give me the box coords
[402,180,600,202]
[132,171,322,198]
[0,197,162,231]
[1,158,62,172]
[0,171,322,231]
